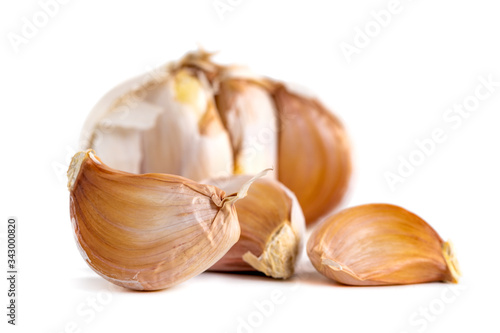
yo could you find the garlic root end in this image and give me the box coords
[242,222,298,279]
[442,240,461,283]
[67,149,95,191]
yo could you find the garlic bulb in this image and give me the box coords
[81,50,351,225]
[307,204,460,286]
[204,175,305,279]
[67,149,264,290]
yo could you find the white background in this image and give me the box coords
[1,0,499,332]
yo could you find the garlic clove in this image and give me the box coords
[306,204,461,286]
[272,84,352,226]
[214,78,278,177]
[204,175,305,279]
[67,150,262,291]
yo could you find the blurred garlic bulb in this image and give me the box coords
[67,149,265,290]
[81,50,351,225]
[204,175,305,279]
[307,204,461,286]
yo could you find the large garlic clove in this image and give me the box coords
[67,150,259,291]
[205,175,305,279]
[272,84,352,226]
[307,204,461,286]
[214,74,278,176]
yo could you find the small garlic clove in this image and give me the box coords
[205,175,305,279]
[214,78,279,177]
[306,204,461,286]
[67,150,261,291]
[271,84,352,226]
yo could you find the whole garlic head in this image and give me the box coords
[81,50,352,225]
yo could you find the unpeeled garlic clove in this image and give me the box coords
[307,204,460,286]
[214,77,278,176]
[271,84,352,225]
[67,150,262,291]
[204,175,305,279]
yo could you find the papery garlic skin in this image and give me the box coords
[67,150,253,291]
[307,204,460,286]
[205,175,305,279]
